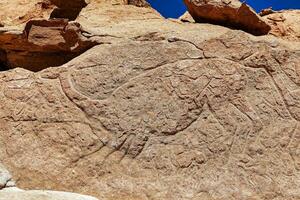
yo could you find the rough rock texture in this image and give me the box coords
[0,0,161,71]
[0,0,300,200]
[128,0,150,7]
[183,0,271,35]
[0,0,53,27]
[0,19,97,71]
[263,10,300,41]
[0,0,151,27]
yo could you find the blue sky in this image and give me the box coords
[148,0,300,18]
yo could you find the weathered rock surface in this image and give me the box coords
[183,0,271,35]
[0,0,152,27]
[263,10,300,41]
[0,1,300,200]
[0,19,97,71]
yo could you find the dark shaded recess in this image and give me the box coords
[0,49,9,71]
[50,8,83,21]
[8,51,83,72]
[49,0,88,20]
[0,19,98,72]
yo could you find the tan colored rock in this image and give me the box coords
[183,0,271,35]
[259,7,276,17]
[0,19,97,71]
[263,10,300,41]
[0,1,300,200]
[76,0,162,28]
[179,11,195,23]
[0,0,54,27]
[1,30,300,200]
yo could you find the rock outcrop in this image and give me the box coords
[0,1,300,200]
[183,0,271,35]
[263,10,300,41]
[0,19,97,71]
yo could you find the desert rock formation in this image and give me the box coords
[263,10,300,41]
[0,19,97,71]
[0,0,300,200]
[183,0,271,35]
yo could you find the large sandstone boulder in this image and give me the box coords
[0,1,300,200]
[0,0,155,27]
[183,0,271,35]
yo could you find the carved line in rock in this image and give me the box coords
[58,56,263,163]
[58,35,300,167]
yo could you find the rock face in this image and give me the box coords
[183,0,271,35]
[0,1,300,200]
[263,10,300,41]
[0,19,97,71]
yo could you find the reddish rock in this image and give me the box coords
[183,0,271,35]
[0,19,97,71]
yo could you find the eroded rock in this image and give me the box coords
[263,10,300,41]
[128,0,150,7]
[183,0,271,35]
[0,1,300,200]
[0,19,97,71]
